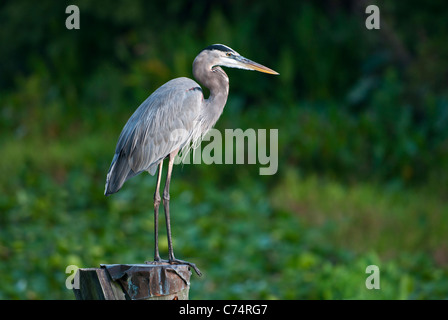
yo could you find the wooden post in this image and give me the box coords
[73,263,191,300]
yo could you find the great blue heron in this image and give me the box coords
[104,44,278,276]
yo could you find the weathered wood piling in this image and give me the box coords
[73,263,191,300]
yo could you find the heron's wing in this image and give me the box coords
[124,78,203,172]
[105,77,203,195]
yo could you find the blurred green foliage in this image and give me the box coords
[1,0,447,299]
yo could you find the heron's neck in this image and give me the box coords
[205,67,229,109]
[194,65,229,128]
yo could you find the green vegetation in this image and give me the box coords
[1,1,447,299]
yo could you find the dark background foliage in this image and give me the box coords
[0,0,447,299]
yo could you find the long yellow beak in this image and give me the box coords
[236,56,280,75]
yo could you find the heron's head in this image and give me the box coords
[195,44,279,75]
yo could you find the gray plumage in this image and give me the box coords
[105,77,204,195]
[103,44,278,275]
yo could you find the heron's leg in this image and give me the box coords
[153,161,164,262]
[162,150,202,276]
[162,151,176,261]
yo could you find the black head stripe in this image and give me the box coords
[202,44,235,53]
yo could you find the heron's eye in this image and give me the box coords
[226,52,232,57]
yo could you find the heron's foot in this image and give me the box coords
[144,257,202,276]
[169,258,202,277]
[145,257,170,265]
